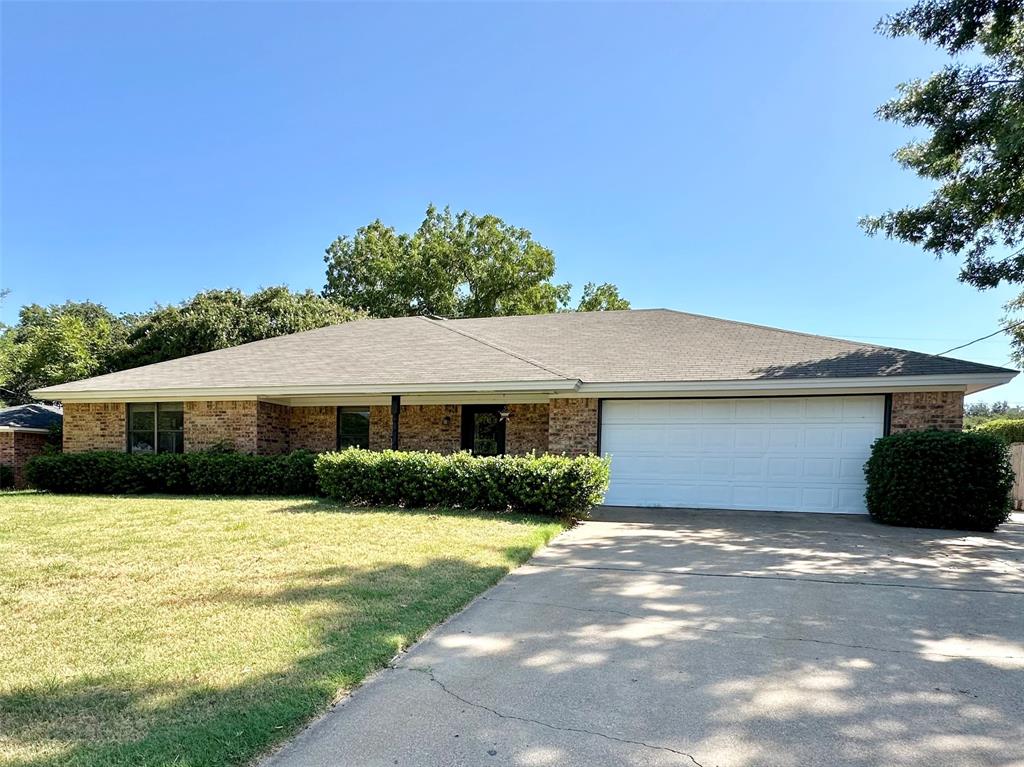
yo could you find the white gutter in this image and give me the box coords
[30,372,1017,403]
[30,378,583,402]
[0,426,52,433]
[574,372,1016,396]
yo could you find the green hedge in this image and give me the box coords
[316,449,611,518]
[24,450,319,496]
[0,465,13,490]
[864,430,1013,532]
[972,418,1024,445]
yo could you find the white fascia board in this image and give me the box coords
[31,379,581,403]
[570,372,1016,398]
[0,426,51,433]
[282,392,553,406]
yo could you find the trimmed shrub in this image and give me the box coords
[864,430,1013,532]
[316,449,611,519]
[24,450,319,496]
[0,465,13,489]
[972,418,1024,445]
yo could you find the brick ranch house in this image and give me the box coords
[33,309,1016,514]
[0,403,62,489]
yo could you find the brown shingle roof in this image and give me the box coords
[32,309,1015,397]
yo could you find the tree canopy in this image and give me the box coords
[110,287,358,370]
[0,288,356,404]
[862,0,1024,290]
[0,301,132,404]
[4,206,628,404]
[323,205,629,317]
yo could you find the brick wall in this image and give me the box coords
[890,391,964,433]
[291,406,337,452]
[1,431,50,489]
[548,398,599,456]
[506,403,549,455]
[63,402,126,452]
[257,401,291,455]
[184,400,258,453]
[0,432,11,485]
[371,404,462,453]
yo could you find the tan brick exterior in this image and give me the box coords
[889,391,964,433]
[0,431,50,489]
[56,390,972,461]
[371,404,462,453]
[256,401,291,455]
[184,400,258,453]
[0,431,11,486]
[290,406,337,452]
[63,402,126,452]
[548,398,599,456]
[369,405,392,451]
[506,403,549,455]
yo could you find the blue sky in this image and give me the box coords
[2,1,1019,403]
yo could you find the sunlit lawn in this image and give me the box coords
[0,493,565,767]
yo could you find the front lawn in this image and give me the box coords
[0,493,564,767]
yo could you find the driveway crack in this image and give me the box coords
[401,666,710,767]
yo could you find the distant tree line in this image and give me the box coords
[964,399,1024,427]
[1,206,629,405]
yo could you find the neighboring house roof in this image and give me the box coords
[0,403,63,432]
[31,309,1017,400]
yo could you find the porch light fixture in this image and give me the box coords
[498,406,512,422]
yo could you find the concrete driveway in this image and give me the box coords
[264,508,1024,767]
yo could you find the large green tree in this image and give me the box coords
[0,301,132,404]
[323,205,628,317]
[862,0,1024,292]
[113,286,358,369]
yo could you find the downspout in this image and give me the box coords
[391,395,401,450]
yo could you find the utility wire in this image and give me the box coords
[938,319,1024,356]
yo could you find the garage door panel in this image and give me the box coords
[804,427,840,449]
[768,399,804,419]
[768,427,802,449]
[839,457,866,480]
[701,457,732,478]
[802,457,837,480]
[841,426,881,450]
[701,428,734,450]
[733,457,764,478]
[734,427,767,450]
[601,396,884,514]
[767,457,801,480]
[804,398,844,419]
[842,396,884,419]
[733,399,771,419]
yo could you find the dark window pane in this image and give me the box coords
[339,408,370,449]
[129,405,155,433]
[158,431,184,454]
[473,413,501,456]
[128,402,184,454]
[130,432,155,454]
[157,406,184,431]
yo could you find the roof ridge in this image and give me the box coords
[418,316,578,381]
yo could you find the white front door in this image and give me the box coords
[600,396,885,513]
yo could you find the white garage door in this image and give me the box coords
[600,396,885,513]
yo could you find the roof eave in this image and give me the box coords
[30,378,583,402]
[574,371,1017,396]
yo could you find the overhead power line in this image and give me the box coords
[938,319,1024,356]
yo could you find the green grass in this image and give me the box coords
[0,493,565,767]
